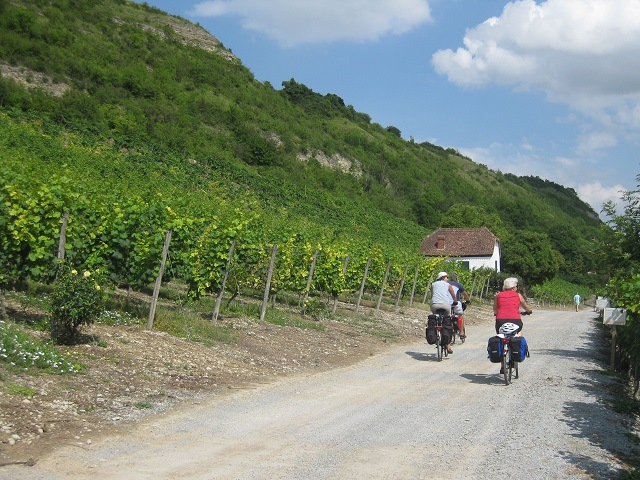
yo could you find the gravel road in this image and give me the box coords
[3,309,636,479]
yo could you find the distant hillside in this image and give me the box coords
[0,0,609,287]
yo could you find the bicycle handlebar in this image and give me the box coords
[520,310,533,316]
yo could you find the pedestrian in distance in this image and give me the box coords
[573,293,581,312]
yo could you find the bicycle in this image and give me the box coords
[451,305,466,344]
[497,311,531,385]
[427,309,453,361]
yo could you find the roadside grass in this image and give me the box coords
[2,281,399,375]
[265,308,325,331]
[5,383,35,397]
[0,319,84,374]
[338,309,400,340]
[151,302,239,345]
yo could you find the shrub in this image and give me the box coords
[49,265,107,344]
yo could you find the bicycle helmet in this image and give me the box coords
[498,322,519,335]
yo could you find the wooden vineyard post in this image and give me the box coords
[55,212,69,280]
[355,258,371,314]
[212,239,236,323]
[409,264,419,307]
[147,230,172,330]
[480,277,490,300]
[301,249,318,312]
[57,212,69,261]
[423,272,435,304]
[260,244,277,322]
[395,266,408,307]
[469,276,478,298]
[376,261,391,310]
[333,256,349,313]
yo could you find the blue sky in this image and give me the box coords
[136,0,640,216]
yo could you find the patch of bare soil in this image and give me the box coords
[0,300,491,467]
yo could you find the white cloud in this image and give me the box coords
[458,142,629,215]
[576,131,617,155]
[190,0,432,47]
[433,0,640,209]
[432,0,640,115]
[576,181,628,213]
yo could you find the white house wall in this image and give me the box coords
[452,244,501,272]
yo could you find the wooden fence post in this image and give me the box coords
[423,272,435,304]
[260,244,277,322]
[57,212,69,261]
[355,258,371,314]
[376,261,391,310]
[212,239,236,323]
[302,249,318,312]
[395,266,408,307]
[409,264,419,307]
[333,256,349,313]
[469,276,478,297]
[147,230,172,330]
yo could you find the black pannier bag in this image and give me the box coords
[426,315,437,344]
[426,314,453,345]
[487,336,502,363]
[439,317,453,346]
[509,336,530,362]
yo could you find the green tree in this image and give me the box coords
[501,230,561,285]
[385,126,402,138]
[602,176,640,377]
[441,203,506,239]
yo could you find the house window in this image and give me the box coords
[461,261,470,271]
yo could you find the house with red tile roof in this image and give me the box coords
[419,227,501,272]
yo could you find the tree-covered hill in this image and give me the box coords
[0,0,610,288]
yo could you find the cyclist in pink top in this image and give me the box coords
[493,277,532,335]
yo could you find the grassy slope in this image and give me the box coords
[0,0,606,268]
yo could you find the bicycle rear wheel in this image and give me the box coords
[436,333,443,362]
[508,354,514,383]
[501,355,509,385]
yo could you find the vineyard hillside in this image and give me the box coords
[0,0,621,467]
[0,0,609,287]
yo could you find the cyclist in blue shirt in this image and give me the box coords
[449,273,470,339]
[430,272,458,353]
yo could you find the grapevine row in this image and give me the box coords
[0,170,490,321]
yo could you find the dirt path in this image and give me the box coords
[2,310,636,479]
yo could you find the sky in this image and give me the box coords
[136,0,640,216]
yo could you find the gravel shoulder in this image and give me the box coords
[2,307,638,479]
[0,298,440,465]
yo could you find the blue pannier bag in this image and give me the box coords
[509,336,530,362]
[487,336,502,363]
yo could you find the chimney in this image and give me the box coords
[436,235,445,250]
